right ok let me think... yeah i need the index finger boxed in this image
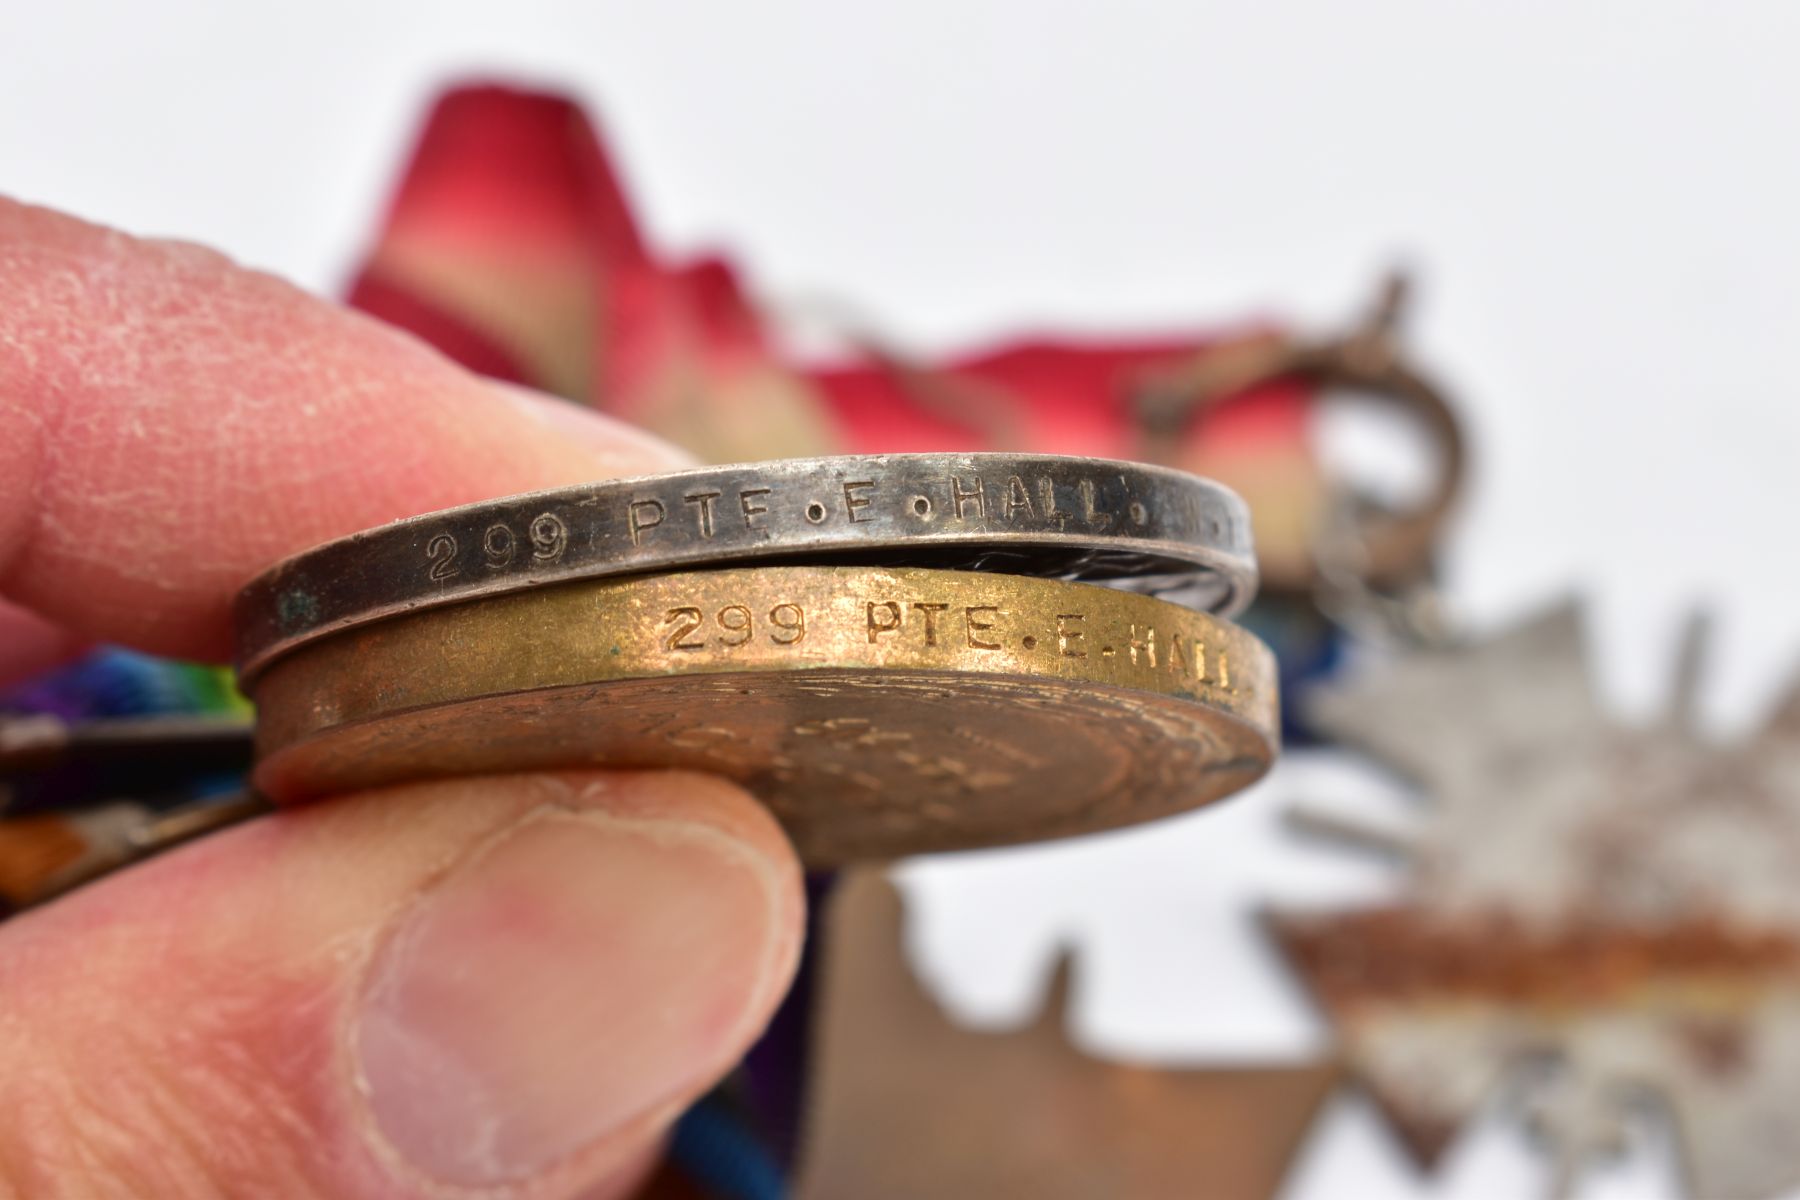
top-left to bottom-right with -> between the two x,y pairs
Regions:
0,199 -> 687,662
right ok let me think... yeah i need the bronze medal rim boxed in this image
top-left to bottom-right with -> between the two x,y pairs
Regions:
248,566 -> 1279,863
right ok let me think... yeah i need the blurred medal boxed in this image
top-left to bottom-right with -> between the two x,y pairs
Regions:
1274,601 -> 1800,1200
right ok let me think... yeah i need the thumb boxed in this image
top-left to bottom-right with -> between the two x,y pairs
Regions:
0,771 -> 803,1199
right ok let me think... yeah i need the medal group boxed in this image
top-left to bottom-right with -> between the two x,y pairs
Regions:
235,453 -> 1280,863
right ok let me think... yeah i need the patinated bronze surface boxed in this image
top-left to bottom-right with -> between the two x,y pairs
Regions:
248,565 -> 1277,864
799,871 -> 1338,1199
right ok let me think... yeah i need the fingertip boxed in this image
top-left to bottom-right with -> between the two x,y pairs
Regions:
0,599 -> 89,686
495,385 -> 698,475
0,203 -> 705,661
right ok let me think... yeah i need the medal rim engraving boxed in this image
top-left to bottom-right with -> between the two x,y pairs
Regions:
248,565 -> 1278,862
233,453 -> 1256,682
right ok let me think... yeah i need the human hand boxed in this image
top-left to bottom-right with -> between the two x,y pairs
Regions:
0,199 -> 804,1198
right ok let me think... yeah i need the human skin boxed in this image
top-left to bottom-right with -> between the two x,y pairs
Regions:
0,198 -> 806,1199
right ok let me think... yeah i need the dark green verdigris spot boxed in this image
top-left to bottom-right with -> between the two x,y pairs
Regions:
277,590 -> 321,633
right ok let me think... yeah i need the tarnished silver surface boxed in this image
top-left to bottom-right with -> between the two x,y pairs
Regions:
234,454 -> 1255,682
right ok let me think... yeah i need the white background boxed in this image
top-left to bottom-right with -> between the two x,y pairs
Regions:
8,3 -> 1800,1195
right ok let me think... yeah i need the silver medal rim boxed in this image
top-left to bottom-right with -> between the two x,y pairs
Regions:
234,453 -> 1258,682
